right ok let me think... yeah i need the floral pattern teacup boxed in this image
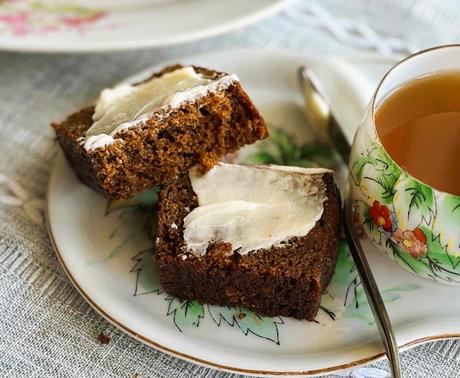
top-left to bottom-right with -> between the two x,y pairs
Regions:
349,45 -> 460,285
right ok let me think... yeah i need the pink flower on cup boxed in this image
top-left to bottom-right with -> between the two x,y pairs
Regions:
391,228 -> 428,259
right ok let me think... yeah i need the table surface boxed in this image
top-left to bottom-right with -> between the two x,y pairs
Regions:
1,1 -> 460,377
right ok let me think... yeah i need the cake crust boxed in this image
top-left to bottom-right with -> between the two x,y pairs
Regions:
52,65 -> 268,199
155,169 -> 341,320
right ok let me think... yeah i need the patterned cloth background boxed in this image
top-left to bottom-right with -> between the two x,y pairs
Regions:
1,1 -> 460,377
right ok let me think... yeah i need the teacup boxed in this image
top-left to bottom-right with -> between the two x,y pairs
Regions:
349,45 -> 460,285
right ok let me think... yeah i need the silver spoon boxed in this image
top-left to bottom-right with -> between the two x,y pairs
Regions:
298,67 -> 402,378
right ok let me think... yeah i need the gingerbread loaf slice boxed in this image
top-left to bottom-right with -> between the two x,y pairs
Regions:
156,163 -> 341,320
52,65 -> 267,199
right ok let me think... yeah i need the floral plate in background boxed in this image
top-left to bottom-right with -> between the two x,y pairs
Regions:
0,0 -> 290,52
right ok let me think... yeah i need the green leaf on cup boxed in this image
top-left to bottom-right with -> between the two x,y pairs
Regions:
434,194 -> 460,268
421,226 -> 449,260
392,175 -> 434,230
391,245 -> 422,275
351,155 -> 371,185
370,145 -> 401,177
366,175 -> 398,204
351,143 -> 401,204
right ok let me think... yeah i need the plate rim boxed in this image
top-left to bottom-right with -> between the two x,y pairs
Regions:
46,48 -> 460,376
0,0 -> 292,53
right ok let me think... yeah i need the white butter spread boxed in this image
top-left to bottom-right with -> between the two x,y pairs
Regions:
81,66 -> 239,151
183,163 -> 331,256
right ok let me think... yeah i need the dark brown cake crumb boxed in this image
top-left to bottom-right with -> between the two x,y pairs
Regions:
155,168 -> 341,321
52,65 -> 268,199
97,332 -> 111,345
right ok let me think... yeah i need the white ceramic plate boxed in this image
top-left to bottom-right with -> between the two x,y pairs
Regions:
47,49 -> 460,376
0,0 -> 290,53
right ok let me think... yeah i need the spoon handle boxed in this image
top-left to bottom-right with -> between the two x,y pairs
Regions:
344,198 -> 402,378
299,66 -> 402,377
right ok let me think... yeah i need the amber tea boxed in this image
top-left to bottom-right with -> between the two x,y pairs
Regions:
376,70 -> 460,196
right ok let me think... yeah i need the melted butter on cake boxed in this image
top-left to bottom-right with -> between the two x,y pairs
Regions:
184,163 -> 331,256
80,66 -> 238,151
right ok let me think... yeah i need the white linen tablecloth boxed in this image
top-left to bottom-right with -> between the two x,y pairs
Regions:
1,1 -> 460,377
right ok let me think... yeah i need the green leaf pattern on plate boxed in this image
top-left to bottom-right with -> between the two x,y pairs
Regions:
130,248 -> 162,296
207,305 -> 284,344
321,240 -> 420,324
166,297 -> 205,332
246,127 -> 336,168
